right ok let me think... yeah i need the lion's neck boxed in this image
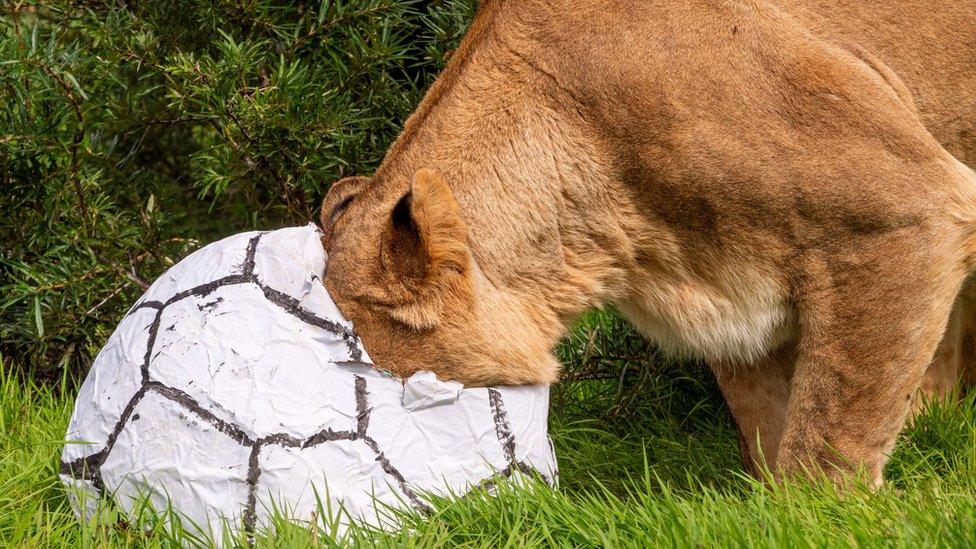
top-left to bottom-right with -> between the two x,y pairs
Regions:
373,16 -> 640,348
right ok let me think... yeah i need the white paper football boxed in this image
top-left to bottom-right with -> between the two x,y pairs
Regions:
59,224 -> 557,540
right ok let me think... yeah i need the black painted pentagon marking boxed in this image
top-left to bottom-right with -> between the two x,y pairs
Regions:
361,435 -> 432,514
164,274 -> 251,306
131,300 -> 164,311
140,310 -> 163,383
255,284 -> 362,361
243,443 -> 262,542
241,233 -> 261,277
488,389 -> 517,460
487,388 -> 554,487
355,376 -> 369,437
59,452 -> 101,481
239,374 -> 429,536
61,384 -> 152,496
300,428 -> 358,448
146,381 -> 254,446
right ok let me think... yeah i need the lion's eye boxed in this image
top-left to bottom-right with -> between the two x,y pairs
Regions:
329,194 -> 356,224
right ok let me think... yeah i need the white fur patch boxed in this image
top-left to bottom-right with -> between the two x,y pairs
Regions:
619,265 -> 793,364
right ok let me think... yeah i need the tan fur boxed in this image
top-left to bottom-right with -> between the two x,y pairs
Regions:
320,0 -> 976,484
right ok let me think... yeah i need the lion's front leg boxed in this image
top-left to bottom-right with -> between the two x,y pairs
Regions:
711,345 -> 795,476
774,243 -> 961,487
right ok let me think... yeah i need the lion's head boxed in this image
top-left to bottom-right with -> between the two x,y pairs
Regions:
319,168 -> 560,386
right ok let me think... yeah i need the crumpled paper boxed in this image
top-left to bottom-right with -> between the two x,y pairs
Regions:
59,223 -> 557,542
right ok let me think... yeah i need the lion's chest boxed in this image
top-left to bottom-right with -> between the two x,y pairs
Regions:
618,264 -> 794,365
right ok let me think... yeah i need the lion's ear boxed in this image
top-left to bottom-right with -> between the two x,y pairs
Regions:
383,169 -> 471,329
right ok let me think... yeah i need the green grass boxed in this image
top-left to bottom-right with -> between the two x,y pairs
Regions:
3,308 -> 976,547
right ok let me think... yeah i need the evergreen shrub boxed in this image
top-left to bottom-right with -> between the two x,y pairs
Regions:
0,0 -> 476,379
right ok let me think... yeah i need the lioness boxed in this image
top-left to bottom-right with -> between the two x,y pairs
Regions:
319,0 -> 976,484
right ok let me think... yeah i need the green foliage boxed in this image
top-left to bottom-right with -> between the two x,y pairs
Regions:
553,308 -> 741,493
0,0 -> 477,378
